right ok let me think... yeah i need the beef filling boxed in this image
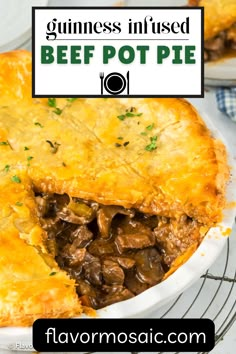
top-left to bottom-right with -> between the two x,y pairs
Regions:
188,1 -> 236,62
204,25 -> 236,62
35,193 -> 202,309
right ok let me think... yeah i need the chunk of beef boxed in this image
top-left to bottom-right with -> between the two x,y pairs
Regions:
115,232 -> 155,253
70,225 -> 93,247
83,252 -> 102,286
102,260 -> 125,285
88,238 -> 117,257
98,285 -> 134,308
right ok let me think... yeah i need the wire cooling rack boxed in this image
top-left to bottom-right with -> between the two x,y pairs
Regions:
131,223 -> 236,354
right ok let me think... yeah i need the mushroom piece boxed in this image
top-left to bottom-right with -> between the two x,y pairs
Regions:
135,248 -> 164,286
97,206 -> 135,238
58,206 -> 94,224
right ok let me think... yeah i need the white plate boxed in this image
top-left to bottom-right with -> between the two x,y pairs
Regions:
0,0 -> 48,53
0,100 -> 236,351
205,57 -> 236,87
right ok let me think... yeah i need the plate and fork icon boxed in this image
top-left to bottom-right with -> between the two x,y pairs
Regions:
99,71 -> 130,95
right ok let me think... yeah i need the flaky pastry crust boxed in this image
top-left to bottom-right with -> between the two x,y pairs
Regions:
189,0 -> 236,40
0,50 -> 229,326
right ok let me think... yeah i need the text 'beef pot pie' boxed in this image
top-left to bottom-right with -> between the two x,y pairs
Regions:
0,50 -> 229,326
189,0 -> 236,61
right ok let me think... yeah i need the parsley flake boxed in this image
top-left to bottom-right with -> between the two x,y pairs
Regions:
48,98 -> 56,108
0,141 -> 9,146
3,164 -> 10,172
117,137 -> 123,140
146,123 -> 154,131
27,156 -> 34,167
67,98 -> 77,103
145,136 -> 158,152
11,175 -> 21,183
53,107 -> 62,115
141,132 -> 147,136
115,143 -> 122,148
15,202 -> 23,207
49,271 -> 57,276
48,98 -> 63,115
117,111 -> 143,121
117,115 -> 126,121
34,122 -> 43,128
123,141 -> 130,147
24,146 -> 30,151
125,112 -> 135,117
46,140 -> 60,154
126,112 -> 143,118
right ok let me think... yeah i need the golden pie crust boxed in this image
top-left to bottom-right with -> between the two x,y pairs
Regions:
189,0 -> 236,40
0,50 -> 229,326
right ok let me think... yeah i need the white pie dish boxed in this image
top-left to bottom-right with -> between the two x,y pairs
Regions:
205,58 -> 236,87
0,0 -> 48,53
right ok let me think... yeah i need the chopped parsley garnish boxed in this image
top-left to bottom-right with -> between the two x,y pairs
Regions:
141,123 -> 155,136
117,137 -> 123,140
146,123 -> 154,131
46,140 -> 60,154
34,122 -> 43,128
15,202 -> 23,206
48,98 -> 63,115
117,111 -> 143,121
46,140 -> 54,148
53,107 -> 62,115
117,115 -> 126,121
48,98 -> 56,108
0,141 -> 9,146
49,271 -> 57,276
125,112 -> 135,117
67,98 -> 77,103
62,162 -> 67,167
145,135 -> 158,152
27,156 -> 34,166
115,141 -> 129,147
3,164 -> 10,172
127,106 -> 136,112
11,175 -> 21,183
24,146 -> 30,151
126,112 -> 143,118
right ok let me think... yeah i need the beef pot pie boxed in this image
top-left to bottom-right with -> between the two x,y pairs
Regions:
189,0 -> 236,61
0,50 -> 229,326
